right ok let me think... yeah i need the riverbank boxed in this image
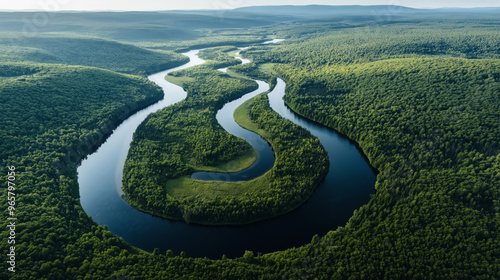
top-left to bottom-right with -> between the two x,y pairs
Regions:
122,48 -> 329,224
78,44 -> 375,257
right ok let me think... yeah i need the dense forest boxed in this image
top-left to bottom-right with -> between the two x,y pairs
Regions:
0,63 -> 168,279
272,58 -> 500,279
244,18 -> 500,278
0,7 -> 499,280
122,48 -> 328,224
0,34 -> 189,75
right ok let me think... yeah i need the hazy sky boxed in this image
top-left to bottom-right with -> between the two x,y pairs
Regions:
2,0 -> 500,11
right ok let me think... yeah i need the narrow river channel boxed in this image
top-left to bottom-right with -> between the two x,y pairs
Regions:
192,48 -> 275,181
78,42 -> 376,259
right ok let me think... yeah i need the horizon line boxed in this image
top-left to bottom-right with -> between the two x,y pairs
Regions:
1,4 -> 500,13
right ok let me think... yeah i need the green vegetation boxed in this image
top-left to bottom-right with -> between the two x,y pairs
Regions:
197,46 -> 241,66
0,63 -> 164,279
276,59 -> 500,279
0,34 -> 188,75
122,54 -> 328,224
145,35 -> 268,52
127,64 -> 258,172
0,11 -> 277,53
0,12 -> 272,41
1,7 -> 499,280
0,63 -> 164,165
229,62 -> 278,85
246,23 -> 500,278
244,21 -> 500,66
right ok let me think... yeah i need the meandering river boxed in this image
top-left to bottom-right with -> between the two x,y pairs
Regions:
78,41 -> 376,259
192,48 -> 275,181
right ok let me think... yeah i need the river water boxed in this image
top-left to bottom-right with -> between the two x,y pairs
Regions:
192,48 -> 274,181
78,43 -> 376,259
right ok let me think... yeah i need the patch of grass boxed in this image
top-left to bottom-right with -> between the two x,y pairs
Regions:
165,175 -> 271,200
259,63 -> 278,76
186,148 -> 257,173
165,74 -> 195,87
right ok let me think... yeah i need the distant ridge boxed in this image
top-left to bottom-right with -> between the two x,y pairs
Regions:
234,5 -> 421,17
2,5 -> 499,14
433,7 -> 500,12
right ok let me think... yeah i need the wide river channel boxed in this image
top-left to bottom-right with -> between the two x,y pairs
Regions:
78,41 -> 376,259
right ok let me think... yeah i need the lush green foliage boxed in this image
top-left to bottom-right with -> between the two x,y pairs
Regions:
0,63 -> 163,279
0,33 -> 188,75
259,39 -> 500,279
0,12 -> 274,42
0,11 -> 277,52
244,21 -> 500,66
144,34 -> 269,52
229,62 -> 277,85
197,46 -> 241,67
1,8 -> 500,280
122,57 -> 328,224
0,63 -> 163,165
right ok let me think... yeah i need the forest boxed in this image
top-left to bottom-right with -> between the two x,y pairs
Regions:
122,47 -> 328,224
0,6 -> 499,280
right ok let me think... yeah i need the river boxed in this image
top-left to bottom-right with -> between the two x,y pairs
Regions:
78,42 -> 376,259
192,48 -> 274,181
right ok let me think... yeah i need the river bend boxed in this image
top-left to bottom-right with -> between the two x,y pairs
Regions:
78,44 -> 376,259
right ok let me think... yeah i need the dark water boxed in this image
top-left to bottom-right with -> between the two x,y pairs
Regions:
78,49 -> 376,259
191,80 -> 276,181
192,48 -> 275,181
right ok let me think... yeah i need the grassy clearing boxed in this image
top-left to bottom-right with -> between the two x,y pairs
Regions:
165,74 -> 195,87
165,175 -> 271,199
185,148 -> 257,173
259,63 -> 278,76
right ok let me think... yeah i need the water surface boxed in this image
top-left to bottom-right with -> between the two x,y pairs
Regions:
192,48 -> 274,181
78,47 -> 376,259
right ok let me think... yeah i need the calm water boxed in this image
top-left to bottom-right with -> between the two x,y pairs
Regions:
78,47 -> 376,259
191,80 -> 276,181
192,48 -> 274,181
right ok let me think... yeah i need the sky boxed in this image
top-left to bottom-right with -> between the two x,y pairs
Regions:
1,0 -> 500,11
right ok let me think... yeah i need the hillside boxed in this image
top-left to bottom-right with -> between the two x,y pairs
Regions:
0,11 -> 276,42
0,34 -> 189,75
